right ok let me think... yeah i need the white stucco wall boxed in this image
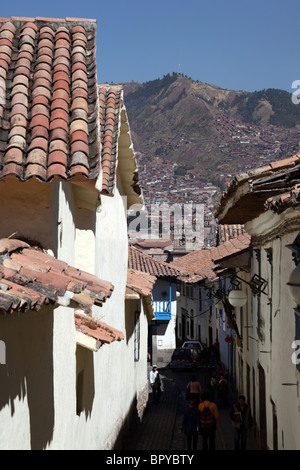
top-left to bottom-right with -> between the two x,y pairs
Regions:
0,176 -> 148,450
0,179 -> 57,249
0,307 -> 55,450
48,180 -> 146,450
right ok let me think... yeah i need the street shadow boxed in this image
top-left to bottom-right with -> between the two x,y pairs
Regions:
0,307 -> 54,450
76,345 -> 95,419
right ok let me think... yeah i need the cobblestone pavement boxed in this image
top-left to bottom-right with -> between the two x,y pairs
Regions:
127,366 -> 259,451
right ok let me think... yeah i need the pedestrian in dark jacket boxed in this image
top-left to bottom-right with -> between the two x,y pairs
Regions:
230,395 -> 253,450
181,399 -> 200,451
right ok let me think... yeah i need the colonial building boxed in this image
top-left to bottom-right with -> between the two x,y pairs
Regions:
128,244 -> 184,367
215,153 -> 300,449
170,231 -> 250,380
0,17 -> 148,450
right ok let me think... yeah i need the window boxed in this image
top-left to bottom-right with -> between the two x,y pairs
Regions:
265,248 -> 273,343
190,310 -> 194,338
134,309 -> 140,362
0,340 -> 5,364
199,288 -> 202,311
255,249 -> 264,342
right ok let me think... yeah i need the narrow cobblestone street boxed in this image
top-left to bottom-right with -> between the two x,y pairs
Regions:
127,366 -> 259,451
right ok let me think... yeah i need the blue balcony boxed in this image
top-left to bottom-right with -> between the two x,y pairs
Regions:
153,300 -> 171,321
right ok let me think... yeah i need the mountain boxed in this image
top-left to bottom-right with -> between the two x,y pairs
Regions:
122,74 -> 300,190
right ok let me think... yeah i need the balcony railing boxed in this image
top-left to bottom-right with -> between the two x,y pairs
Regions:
153,300 -> 171,320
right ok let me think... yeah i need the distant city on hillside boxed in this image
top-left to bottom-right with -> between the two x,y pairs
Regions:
123,74 -> 300,251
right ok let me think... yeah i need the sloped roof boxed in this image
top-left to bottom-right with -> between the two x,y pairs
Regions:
98,85 -> 122,194
215,154 -> 300,224
0,17 -> 99,182
0,237 -> 123,347
130,238 -> 173,250
128,244 -> 184,279
75,312 -> 124,345
0,17 -> 142,204
170,232 -> 251,283
211,232 -> 251,263
217,224 -> 246,243
126,268 -> 156,297
264,183 -> 300,213
98,84 -> 143,205
170,249 -> 216,283
0,237 -> 114,312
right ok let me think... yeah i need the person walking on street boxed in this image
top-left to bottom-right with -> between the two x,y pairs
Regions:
149,365 -> 161,403
230,395 -> 253,450
186,375 -> 202,404
217,373 -> 228,408
198,391 -> 219,450
181,399 -> 200,451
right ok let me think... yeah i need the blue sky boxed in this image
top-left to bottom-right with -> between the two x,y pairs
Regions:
1,0 -> 300,92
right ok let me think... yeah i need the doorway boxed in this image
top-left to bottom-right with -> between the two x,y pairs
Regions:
258,363 -> 267,449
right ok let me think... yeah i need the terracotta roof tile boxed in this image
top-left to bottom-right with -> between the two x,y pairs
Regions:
170,249 -> 215,283
265,183 -> 300,213
0,240 -> 122,347
217,224 -> 246,243
98,85 -> 123,194
215,153 -> 300,223
128,244 -> 184,279
0,237 -> 114,312
170,232 -> 250,283
75,312 -> 124,345
0,17 -> 100,183
126,268 -> 156,297
211,232 -> 250,263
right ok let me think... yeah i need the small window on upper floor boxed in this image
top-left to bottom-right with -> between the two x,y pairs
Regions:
134,309 -> 140,362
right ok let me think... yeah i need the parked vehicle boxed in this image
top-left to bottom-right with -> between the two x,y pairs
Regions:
182,340 -> 203,350
170,347 -> 201,371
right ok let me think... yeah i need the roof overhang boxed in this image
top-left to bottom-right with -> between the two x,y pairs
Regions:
215,154 -> 300,224
0,237 -> 124,350
98,85 -> 144,208
213,249 -> 250,271
75,312 -> 124,351
117,107 -> 144,208
126,268 -> 156,321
